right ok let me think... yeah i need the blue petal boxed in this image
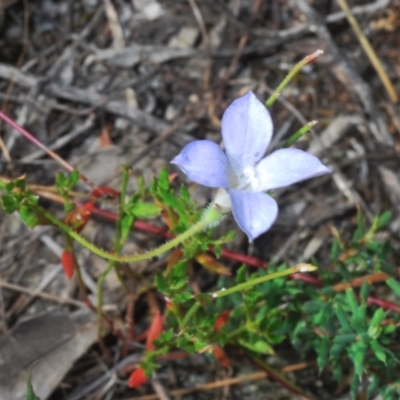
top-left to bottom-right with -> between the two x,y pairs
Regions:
171,140 -> 229,188
229,189 -> 278,241
221,91 -> 273,175
254,148 -> 331,191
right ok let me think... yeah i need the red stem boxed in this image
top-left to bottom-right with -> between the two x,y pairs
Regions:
367,296 -> 400,313
0,109 -> 96,188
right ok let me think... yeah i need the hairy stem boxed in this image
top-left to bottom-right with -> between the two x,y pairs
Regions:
30,201 -> 224,263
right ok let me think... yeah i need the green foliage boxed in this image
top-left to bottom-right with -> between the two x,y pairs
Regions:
0,176 -> 41,228
1,169 -> 398,400
290,211 -> 398,399
55,170 -> 79,212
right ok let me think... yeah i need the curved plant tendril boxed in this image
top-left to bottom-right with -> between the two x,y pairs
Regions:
29,199 -> 224,263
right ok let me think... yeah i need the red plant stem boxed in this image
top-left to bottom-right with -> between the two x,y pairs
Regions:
367,296 -> 400,313
93,207 -> 173,239
218,247 -> 268,268
292,272 -> 323,286
0,109 -> 96,189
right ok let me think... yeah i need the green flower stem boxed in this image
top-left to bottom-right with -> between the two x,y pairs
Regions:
283,121 -> 318,148
182,301 -> 201,327
30,201 -> 224,263
97,167 -> 133,337
113,167 -> 131,293
265,50 -> 324,108
173,302 -> 185,329
210,264 -> 317,299
181,264 -> 317,327
97,260 -> 117,337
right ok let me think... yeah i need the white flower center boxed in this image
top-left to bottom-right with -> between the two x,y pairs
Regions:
214,188 -> 231,212
237,166 -> 259,191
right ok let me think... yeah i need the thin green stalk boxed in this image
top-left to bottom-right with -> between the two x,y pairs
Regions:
265,49 -> 324,108
97,260 -> 117,337
173,302 -> 184,329
114,166 -> 130,251
283,121 -> 318,148
226,325 -> 247,340
29,202 -> 223,263
97,167 -> 133,337
112,167 -> 131,293
182,301 -> 201,327
210,264 -> 317,299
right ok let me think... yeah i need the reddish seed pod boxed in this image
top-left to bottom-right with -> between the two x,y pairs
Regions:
61,249 -> 75,279
212,345 -> 231,368
64,201 -> 95,233
214,310 -> 230,332
146,311 -> 164,351
128,368 -> 147,388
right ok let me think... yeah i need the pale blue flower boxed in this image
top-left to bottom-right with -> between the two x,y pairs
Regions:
171,91 -> 330,241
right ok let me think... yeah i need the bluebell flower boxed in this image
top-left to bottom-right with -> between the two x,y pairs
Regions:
171,91 -> 330,241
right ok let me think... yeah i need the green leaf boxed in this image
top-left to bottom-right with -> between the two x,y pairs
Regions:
382,324 -> 395,335
170,261 -> 187,284
10,176 -> 26,191
156,189 -> 181,211
129,202 -> 161,218
19,205 -> 39,228
345,288 -> 358,317
236,265 -> 247,285
317,336 -> 329,371
333,333 -> 357,345
370,340 -> 387,364
121,214 -> 135,243
377,211 -> 391,229
370,307 -> 385,327
352,341 -> 367,377
238,338 -> 274,355
386,278 -> 400,297
334,304 -> 352,332
330,239 -> 340,262
56,172 -> 66,187
27,375 -> 40,400
137,175 -> 146,197
194,341 -> 209,352
69,170 -> 80,185
330,342 -> 346,358
155,271 -> 170,294
174,291 -> 192,303
158,168 -> 170,191
179,184 -> 190,204
1,194 -> 18,213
